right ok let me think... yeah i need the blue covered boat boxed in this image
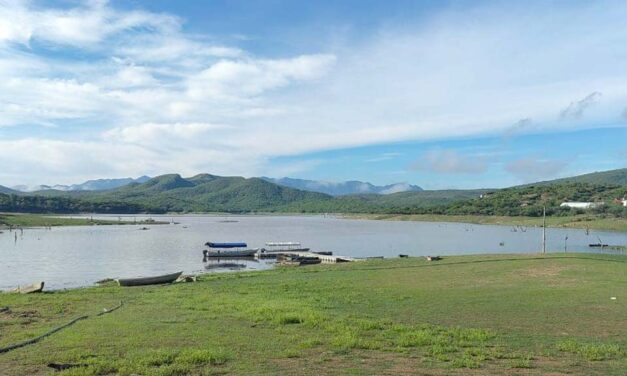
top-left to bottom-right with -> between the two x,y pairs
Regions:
206,242 -> 248,248
203,242 -> 257,257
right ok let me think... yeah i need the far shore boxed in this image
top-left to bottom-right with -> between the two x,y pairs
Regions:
2,212 -> 627,233
0,213 -> 167,228
342,213 -> 627,232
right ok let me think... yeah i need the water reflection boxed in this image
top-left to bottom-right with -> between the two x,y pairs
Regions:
203,257 -> 270,272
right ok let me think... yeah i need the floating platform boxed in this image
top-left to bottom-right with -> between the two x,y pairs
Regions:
260,250 -> 354,263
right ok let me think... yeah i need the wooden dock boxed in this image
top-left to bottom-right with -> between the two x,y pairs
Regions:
256,250 -> 355,263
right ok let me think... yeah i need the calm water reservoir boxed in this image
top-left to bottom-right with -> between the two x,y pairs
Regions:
1,215 -> 625,290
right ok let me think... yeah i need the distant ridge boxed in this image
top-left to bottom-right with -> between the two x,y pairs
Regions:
262,177 -> 423,196
0,185 -> 17,194
11,176 -> 151,192
2,168 -> 625,215
70,174 -> 333,212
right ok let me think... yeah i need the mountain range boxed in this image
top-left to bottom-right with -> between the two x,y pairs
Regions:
0,185 -> 17,194
8,176 -> 421,196
262,177 -> 422,196
1,168 -> 626,215
10,176 -> 151,192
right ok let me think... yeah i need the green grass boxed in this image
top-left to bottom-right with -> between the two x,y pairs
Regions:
346,213 -> 627,232
0,213 -> 165,228
0,254 -> 625,375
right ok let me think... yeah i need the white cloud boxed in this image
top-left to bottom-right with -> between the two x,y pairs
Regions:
505,157 -> 570,182
560,92 -> 602,120
1,1 -> 627,185
103,122 -> 230,146
0,0 -> 179,47
187,55 -> 336,99
365,152 -> 401,163
410,149 -> 488,174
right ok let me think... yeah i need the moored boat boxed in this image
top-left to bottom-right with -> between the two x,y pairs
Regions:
203,242 -> 258,257
117,271 -> 182,287
262,242 -> 310,253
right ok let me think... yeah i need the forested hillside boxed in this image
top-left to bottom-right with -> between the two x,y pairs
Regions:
1,170 -> 626,217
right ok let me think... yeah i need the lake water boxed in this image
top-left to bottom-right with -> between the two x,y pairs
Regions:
1,215 -> 625,290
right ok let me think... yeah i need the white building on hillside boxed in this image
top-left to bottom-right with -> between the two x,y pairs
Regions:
560,202 -> 603,209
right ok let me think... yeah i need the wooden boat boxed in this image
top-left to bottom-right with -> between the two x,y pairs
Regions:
117,271 -> 182,287
426,256 -> 442,261
12,282 -> 44,294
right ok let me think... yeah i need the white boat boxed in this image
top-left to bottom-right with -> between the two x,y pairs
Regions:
258,242 -> 310,255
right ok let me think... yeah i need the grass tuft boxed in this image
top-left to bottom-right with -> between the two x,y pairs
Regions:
557,340 -> 622,361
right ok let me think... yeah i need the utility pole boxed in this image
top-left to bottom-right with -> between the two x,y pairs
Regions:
542,206 -> 546,254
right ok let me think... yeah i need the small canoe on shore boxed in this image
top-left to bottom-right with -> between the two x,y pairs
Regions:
117,271 -> 182,287
12,282 -> 44,294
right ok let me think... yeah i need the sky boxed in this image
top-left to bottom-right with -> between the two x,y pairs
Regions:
0,0 -> 626,188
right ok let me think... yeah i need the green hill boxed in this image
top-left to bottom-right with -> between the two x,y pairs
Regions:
439,182 -> 627,217
3,169 -> 627,217
1,174 -> 482,214
284,189 -> 488,213
525,168 -> 627,186
76,174 -> 333,213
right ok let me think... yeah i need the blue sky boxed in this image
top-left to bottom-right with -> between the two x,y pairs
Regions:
0,0 -> 626,188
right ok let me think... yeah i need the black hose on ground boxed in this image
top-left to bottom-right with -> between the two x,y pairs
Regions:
0,301 -> 123,354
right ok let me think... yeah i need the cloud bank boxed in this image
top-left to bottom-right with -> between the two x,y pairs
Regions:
505,157 -> 570,183
410,149 -> 488,174
1,1 -> 627,184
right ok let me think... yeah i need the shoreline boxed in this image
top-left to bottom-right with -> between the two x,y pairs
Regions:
3,251 -> 625,292
342,213 -> 627,232
0,212 -> 167,228
2,212 -> 627,233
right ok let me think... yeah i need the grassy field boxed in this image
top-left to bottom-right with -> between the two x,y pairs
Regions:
346,213 -> 627,232
0,213 -> 165,228
0,254 -> 625,375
